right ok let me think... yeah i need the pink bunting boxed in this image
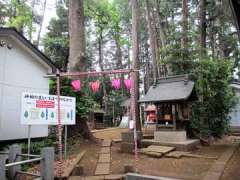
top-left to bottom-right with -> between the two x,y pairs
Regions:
71,80 -> 81,91
112,78 -> 121,90
90,81 -> 100,92
124,79 -> 132,90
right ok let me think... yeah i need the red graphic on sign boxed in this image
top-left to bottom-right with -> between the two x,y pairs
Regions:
36,100 -> 55,108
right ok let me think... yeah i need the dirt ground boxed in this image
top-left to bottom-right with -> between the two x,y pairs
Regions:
76,128 -> 240,180
221,142 -> 240,180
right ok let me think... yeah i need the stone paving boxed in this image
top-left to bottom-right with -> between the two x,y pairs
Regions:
94,139 -> 112,175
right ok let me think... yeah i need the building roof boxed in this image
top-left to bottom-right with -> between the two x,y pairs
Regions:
139,74 -> 197,103
230,0 -> 240,39
230,81 -> 240,90
0,27 -> 58,70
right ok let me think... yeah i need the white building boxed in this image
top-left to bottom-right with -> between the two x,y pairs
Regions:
230,82 -> 240,128
0,28 -> 57,141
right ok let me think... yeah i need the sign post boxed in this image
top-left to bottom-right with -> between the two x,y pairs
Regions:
21,92 -> 76,160
27,125 -> 31,158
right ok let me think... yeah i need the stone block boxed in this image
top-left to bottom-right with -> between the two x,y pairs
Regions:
100,147 -> 111,154
99,154 -> 111,163
154,131 -> 187,142
95,163 -> 110,175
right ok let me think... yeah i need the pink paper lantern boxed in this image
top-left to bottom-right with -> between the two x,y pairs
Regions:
90,81 -> 100,92
124,79 -> 132,90
112,78 -> 121,90
71,80 -> 81,91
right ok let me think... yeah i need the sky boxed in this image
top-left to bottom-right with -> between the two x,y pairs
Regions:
41,0 -> 57,35
32,0 -> 57,41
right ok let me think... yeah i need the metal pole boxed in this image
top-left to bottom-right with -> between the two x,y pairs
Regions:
64,125 -> 67,159
27,125 -> 31,159
6,158 -> 42,167
56,73 -> 63,178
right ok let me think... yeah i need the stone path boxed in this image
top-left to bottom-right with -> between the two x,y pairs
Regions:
95,140 -> 112,175
203,144 -> 237,180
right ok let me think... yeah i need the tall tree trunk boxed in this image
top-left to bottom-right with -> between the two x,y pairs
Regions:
131,0 -> 141,131
98,30 -> 108,115
116,40 -> 123,69
68,0 -> 86,73
156,0 -> 167,46
181,0 -> 188,49
68,0 -> 94,140
144,38 -> 150,93
36,0 -> 47,47
199,0 -> 207,58
98,31 -> 104,72
145,0 -> 159,83
29,0 -> 35,41
209,20 -> 215,59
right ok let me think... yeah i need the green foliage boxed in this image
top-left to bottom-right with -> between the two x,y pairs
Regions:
43,5 -> 68,71
50,78 -> 100,119
190,59 -> 235,137
7,0 -> 33,33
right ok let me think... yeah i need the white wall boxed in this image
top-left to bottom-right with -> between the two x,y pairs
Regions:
230,89 -> 240,127
0,36 -> 49,141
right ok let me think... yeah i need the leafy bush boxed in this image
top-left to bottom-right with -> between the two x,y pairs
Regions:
190,59 -> 236,137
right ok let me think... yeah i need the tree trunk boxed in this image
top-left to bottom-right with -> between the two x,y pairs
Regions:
68,0 -> 95,141
36,0 -> 47,47
145,0 -> 159,83
181,0 -> 188,49
29,0 -> 35,41
68,0 -> 86,73
98,31 -> 104,71
131,0 -> 141,131
144,38 -> 151,93
156,0 -> 167,46
199,0 -> 207,58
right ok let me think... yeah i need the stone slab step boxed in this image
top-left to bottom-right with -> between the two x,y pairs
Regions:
99,147 -> 111,154
69,174 -> 125,180
140,150 -> 163,158
102,140 -> 112,147
99,154 -> 111,163
145,145 -> 175,154
95,163 -> 110,175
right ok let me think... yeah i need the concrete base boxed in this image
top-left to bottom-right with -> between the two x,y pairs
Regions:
121,131 -> 143,142
120,142 -> 135,153
154,131 -> 187,142
126,173 -> 180,180
121,131 -> 143,153
142,139 -> 200,152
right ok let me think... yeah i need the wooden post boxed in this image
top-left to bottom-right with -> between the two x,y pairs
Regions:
0,155 -> 6,180
8,145 -> 21,180
40,147 -> 54,180
172,104 -> 177,130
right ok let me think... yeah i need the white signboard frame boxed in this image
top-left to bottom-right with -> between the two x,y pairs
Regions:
21,92 -> 76,125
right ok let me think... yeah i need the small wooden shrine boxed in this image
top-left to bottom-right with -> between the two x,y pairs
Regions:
139,75 -> 197,131
88,109 -> 105,129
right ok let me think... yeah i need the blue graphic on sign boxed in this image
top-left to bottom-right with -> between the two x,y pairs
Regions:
46,109 -> 48,120
41,111 -> 45,118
